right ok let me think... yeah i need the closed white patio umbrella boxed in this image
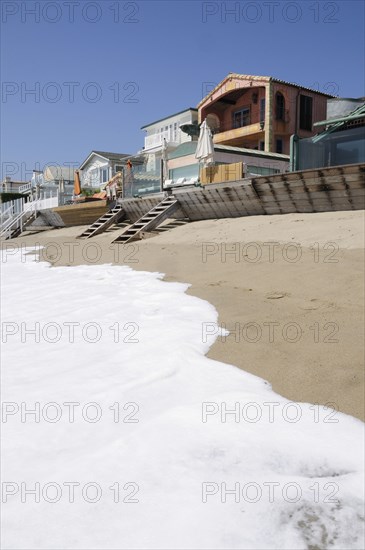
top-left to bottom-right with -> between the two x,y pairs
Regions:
195,119 -> 214,167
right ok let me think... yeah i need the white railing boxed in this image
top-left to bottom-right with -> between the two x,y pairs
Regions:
24,195 -> 59,212
0,193 -> 59,239
144,131 -> 180,150
18,182 -> 32,193
1,198 -> 27,239
1,197 -> 24,217
1,184 -> 32,194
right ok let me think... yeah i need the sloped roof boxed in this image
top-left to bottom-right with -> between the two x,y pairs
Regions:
79,151 -> 131,170
198,73 -> 335,108
93,151 -> 131,162
314,101 -> 365,128
312,101 -> 365,143
141,108 -> 198,130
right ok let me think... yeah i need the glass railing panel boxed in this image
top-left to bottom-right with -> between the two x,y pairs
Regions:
297,126 -> 365,170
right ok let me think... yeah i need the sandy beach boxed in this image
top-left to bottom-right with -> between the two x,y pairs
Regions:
5,209 -> 365,421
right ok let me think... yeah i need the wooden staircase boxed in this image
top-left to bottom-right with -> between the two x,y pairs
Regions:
113,196 -> 178,244
77,203 -> 125,239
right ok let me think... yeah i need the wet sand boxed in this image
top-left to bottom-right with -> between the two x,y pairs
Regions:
4,209 -> 364,420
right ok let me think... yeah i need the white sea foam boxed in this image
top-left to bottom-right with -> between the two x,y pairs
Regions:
1,248 -> 364,549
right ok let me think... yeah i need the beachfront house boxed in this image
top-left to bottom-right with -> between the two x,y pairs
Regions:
79,151 -> 130,189
1,177 -> 31,195
115,109 -> 199,197
129,77 -> 330,190
198,73 -> 334,155
118,102 -> 291,192
290,97 -> 365,170
165,142 -> 289,186
141,107 -> 199,156
30,166 -> 75,204
42,166 -> 75,187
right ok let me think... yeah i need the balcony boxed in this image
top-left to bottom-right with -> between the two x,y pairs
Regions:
144,130 -> 180,151
212,122 -> 264,145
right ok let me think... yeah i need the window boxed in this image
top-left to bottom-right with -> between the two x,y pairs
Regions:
115,165 -> 123,173
276,139 -> 283,154
259,141 -> 265,151
100,168 -> 109,183
89,168 -> 98,186
170,164 -> 199,181
260,98 -> 265,123
247,165 -> 280,176
299,95 -> 313,131
232,107 -> 250,129
275,92 -> 285,121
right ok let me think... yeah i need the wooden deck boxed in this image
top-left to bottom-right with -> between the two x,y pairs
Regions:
52,200 -> 109,227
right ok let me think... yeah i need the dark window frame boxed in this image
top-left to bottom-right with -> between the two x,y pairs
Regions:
232,107 -> 251,129
299,95 -> 313,131
100,168 -> 109,183
275,92 -> 285,121
260,98 -> 266,123
276,138 -> 283,154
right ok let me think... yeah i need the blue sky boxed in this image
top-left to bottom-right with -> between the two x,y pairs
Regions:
1,0 -> 364,179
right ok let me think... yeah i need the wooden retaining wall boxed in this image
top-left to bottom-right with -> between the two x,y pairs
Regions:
45,163 -> 364,229
173,162 -> 365,221
174,179 -> 264,221
251,163 -> 365,215
52,200 -> 109,227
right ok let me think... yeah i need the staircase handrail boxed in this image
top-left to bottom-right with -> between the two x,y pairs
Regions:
104,172 -> 123,188
0,197 -> 35,239
0,209 -> 30,238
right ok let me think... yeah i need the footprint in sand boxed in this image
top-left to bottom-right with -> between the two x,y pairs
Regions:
299,298 -> 336,311
208,280 -> 227,287
265,291 -> 289,300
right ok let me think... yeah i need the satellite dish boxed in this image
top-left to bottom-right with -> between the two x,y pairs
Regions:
180,121 -> 201,137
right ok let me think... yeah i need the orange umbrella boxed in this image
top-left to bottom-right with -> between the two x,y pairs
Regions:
74,170 -> 81,196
